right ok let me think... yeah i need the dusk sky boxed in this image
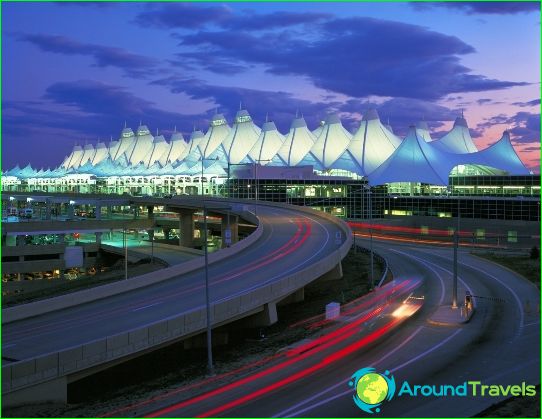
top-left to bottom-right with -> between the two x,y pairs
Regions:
2,1 -> 540,171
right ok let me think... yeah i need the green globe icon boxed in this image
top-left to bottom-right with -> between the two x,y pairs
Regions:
356,373 -> 389,405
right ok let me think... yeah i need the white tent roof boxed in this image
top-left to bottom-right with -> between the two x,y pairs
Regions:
182,130 -> 205,165
110,127 -> 135,162
462,131 -> 529,175
145,134 -> 169,167
246,121 -> 285,164
125,125 -> 154,165
334,109 -> 400,175
416,120 -> 433,142
432,116 -> 478,153
92,142 -> 109,166
309,114 -> 351,168
274,116 -> 316,167
68,145 -> 84,169
199,114 -> 231,158
222,109 -> 261,164
369,126 -> 459,186
159,131 -> 187,165
80,144 -> 96,167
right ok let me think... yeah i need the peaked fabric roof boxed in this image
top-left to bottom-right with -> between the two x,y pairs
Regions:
335,109 -> 401,175
369,126 -> 459,186
246,121 -> 285,164
199,114 -> 231,158
275,117 -> 316,167
309,114 -> 352,168
222,109 -> 261,164
432,116 -> 478,153
463,131 -> 529,175
416,121 -> 433,142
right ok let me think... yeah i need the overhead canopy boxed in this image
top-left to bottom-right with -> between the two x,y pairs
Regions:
199,113 -> 231,158
222,109 -> 261,164
274,116 -> 316,167
246,121 -> 285,164
369,126 -> 459,186
432,116 -> 478,153
309,114 -> 351,168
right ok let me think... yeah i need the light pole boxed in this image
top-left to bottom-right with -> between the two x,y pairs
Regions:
202,204 -> 213,375
123,227 -> 128,280
452,195 -> 460,308
368,187 -> 374,288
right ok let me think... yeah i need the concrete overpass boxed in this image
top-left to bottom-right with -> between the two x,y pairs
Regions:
1,195 -> 352,407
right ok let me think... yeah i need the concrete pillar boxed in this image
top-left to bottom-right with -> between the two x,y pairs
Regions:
221,214 -> 239,248
45,199 -> 52,220
179,210 -> 195,248
317,260 -> 343,282
95,232 -> 102,245
240,302 -> 278,328
67,204 -> 74,219
95,204 -> 102,220
278,288 -> 305,306
163,227 -> 171,240
16,235 -> 25,246
58,233 -> 66,245
147,205 -> 154,219
107,205 -> 113,219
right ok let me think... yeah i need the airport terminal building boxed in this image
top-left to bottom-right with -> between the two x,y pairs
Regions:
2,109 -> 539,222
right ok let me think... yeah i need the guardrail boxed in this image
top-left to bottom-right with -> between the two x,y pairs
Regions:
353,245 -> 390,288
2,211 -> 261,324
2,202 -> 352,398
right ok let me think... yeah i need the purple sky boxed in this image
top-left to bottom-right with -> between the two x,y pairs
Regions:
2,1 -> 540,171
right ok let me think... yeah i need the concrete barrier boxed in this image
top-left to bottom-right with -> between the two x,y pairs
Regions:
2,211 -> 261,324
2,214 -> 350,402
2,199 -> 352,405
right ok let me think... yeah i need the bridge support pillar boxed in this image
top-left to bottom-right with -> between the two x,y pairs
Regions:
163,227 -> 171,240
179,210 -> 195,248
220,213 -> 238,248
2,376 -> 67,408
147,205 -> 154,220
317,260 -> 343,282
45,198 -> 52,220
95,232 -> 102,245
95,204 -> 102,220
278,288 -> 305,306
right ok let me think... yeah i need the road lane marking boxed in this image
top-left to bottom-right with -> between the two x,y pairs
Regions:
132,302 -> 161,312
414,249 -> 524,333
389,249 -> 446,305
273,325 -> 425,418
391,328 -> 462,373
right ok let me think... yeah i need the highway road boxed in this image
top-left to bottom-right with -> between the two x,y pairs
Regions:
2,202 -> 346,362
132,239 -> 539,418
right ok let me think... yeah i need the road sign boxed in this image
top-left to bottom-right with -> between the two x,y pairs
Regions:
224,228 -> 232,245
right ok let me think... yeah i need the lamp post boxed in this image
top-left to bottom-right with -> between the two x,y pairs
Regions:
200,200 -> 231,375
123,227 -> 128,280
452,195 -> 460,308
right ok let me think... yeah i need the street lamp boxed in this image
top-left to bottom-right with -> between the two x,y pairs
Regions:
448,186 -> 459,308
123,227 -> 128,280
199,200 -> 232,375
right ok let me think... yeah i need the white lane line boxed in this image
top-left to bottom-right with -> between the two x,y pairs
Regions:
132,302 -> 161,312
389,248 -> 446,305
274,326 -> 425,418
282,328 -> 462,417
523,321 -> 540,328
391,328 -> 462,373
415,249 -> 524,331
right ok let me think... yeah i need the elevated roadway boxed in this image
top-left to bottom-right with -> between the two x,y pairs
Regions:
1,196 -> 351,407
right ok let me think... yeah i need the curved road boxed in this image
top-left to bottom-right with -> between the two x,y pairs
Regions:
2,202 -> 347,362
134,238 -> 539,418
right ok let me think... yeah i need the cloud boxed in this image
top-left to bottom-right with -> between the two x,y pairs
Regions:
176,17 -> 527,100
476,111 -> 541,144
150,76 -> 340,132
3,80 -> 198,168
19,34 -> 158,78
410,1 -> 540,15
134,3 -> 330,30
512,98 -> 540,107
